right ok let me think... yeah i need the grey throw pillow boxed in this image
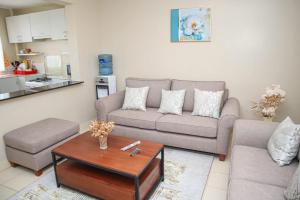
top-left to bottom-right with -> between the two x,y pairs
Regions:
192,89 -> 224,119
268,117 -> 300,166
284,164 -> 300,200
158,89 -> 186,115
122,87 -> 149,111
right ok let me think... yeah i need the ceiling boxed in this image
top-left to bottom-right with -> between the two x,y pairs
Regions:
0,0 -> 65,9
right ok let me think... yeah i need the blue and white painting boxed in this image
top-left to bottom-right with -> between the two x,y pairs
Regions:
171,8 -> 211,42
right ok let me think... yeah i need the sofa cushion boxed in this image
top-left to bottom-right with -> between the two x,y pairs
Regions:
192,89 -> 224,119
108,108 -> 164,130
231,145 -> 298,188
229,179 -> 285,200
268,116 -> 300,166
126,78 -> 171,108
3,118 -> 80,154
122,86 -> 149,111
158,89 -> 186,115
284,163 -> 300,200
171,79 -> 226,111
156,112 -> 218,138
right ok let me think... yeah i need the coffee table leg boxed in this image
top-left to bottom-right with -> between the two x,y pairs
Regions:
134,177 -> 140,200
161,148 -> 164,181
51,152 -> 60,188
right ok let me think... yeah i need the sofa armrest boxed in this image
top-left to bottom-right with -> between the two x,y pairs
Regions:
219,97 -> 240,129
95,90 -> 125,120
216,98 -> 240,155
233,119 -> 279,149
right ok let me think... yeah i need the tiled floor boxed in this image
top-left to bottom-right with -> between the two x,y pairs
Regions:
0,122 -> 231,200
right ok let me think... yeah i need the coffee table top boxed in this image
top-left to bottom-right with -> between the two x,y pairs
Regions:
53,132 -> 163,177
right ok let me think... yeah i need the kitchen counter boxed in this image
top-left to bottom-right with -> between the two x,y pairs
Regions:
0,80 -> 83,101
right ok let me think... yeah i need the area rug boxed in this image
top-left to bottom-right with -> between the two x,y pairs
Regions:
9,148 -> 213,200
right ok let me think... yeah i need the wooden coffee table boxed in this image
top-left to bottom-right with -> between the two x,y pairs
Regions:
51,132 -> 164,200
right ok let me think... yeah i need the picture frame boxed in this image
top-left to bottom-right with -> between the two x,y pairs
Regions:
171,8 -> 211,42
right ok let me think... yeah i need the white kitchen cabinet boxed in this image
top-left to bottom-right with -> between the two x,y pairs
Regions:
5,15 -> 32,43
30,11 -> 51,39
5,9 -> 67,43
49,9 -> 67,40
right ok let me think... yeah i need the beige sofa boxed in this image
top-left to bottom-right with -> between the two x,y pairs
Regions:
229,119 -> 298,200
96,78 -> 240,160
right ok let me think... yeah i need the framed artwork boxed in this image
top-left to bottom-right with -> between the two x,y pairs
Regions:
171,8 -> 211,42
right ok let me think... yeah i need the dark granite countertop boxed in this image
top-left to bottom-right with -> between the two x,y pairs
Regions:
0,81 -> 84,101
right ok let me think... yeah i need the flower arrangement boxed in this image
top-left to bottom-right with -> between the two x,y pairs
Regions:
251,84 -> 286,120
89,120 -> 114,149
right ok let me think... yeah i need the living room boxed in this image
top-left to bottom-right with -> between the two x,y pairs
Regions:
0,0 -> 299,199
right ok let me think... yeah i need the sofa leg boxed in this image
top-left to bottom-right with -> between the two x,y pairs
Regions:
9,162 -> 18,168
219,154 -> 226,161
34,170 -> 43,176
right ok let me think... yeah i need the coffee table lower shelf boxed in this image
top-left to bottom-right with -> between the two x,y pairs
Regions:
56,159 -> 162,200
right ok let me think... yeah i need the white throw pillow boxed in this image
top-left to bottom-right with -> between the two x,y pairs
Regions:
268,117 -> 300,166
192,89 -> 224,119
158,89 -> 186,115
284,163 -> 300,200
122,87 -> 149,111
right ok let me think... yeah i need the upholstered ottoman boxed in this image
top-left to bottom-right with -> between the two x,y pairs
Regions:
3,118 -> 79,176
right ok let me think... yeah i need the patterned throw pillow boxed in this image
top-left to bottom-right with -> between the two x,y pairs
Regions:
268,117 -> 300,166
192,89 -> 224,119
284,164 -> 300,200
122,87 -> 149,111
158,89 -> 186,115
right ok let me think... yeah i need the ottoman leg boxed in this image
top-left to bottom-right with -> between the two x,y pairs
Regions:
9,162 -> 18,168
219,154 -> 226,161
34,170 -> 43,176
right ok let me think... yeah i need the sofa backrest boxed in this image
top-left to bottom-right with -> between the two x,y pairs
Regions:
126,77 -> 171,108
171,79 -> 226,112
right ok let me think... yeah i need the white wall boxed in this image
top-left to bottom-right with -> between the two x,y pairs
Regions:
90,0 -> 300,121
0,0 -> 299,168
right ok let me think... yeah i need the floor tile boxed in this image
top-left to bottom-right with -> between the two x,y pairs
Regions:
0,160 -> 10,172
211,157 -> 230,174
202,187 -> 227,200
2,170 -> 38,191
0,167 -> 26,184
0,185 -> 16,200
206,172 -> 229,190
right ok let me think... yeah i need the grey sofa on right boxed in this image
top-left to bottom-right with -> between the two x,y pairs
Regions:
228,119 -> 298,200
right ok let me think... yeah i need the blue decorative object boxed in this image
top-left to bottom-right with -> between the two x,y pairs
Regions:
98,54 -> 113,75
171,8 -> 211,42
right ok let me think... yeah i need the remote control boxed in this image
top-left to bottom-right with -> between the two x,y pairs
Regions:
130,148 -> 141,157
121,141 -> 141,151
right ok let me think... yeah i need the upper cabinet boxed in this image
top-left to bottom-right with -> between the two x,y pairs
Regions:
49,9 -> 67,40
30,11 -> 51,39
5,8 -> 67,43
6,14 -> 33,43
